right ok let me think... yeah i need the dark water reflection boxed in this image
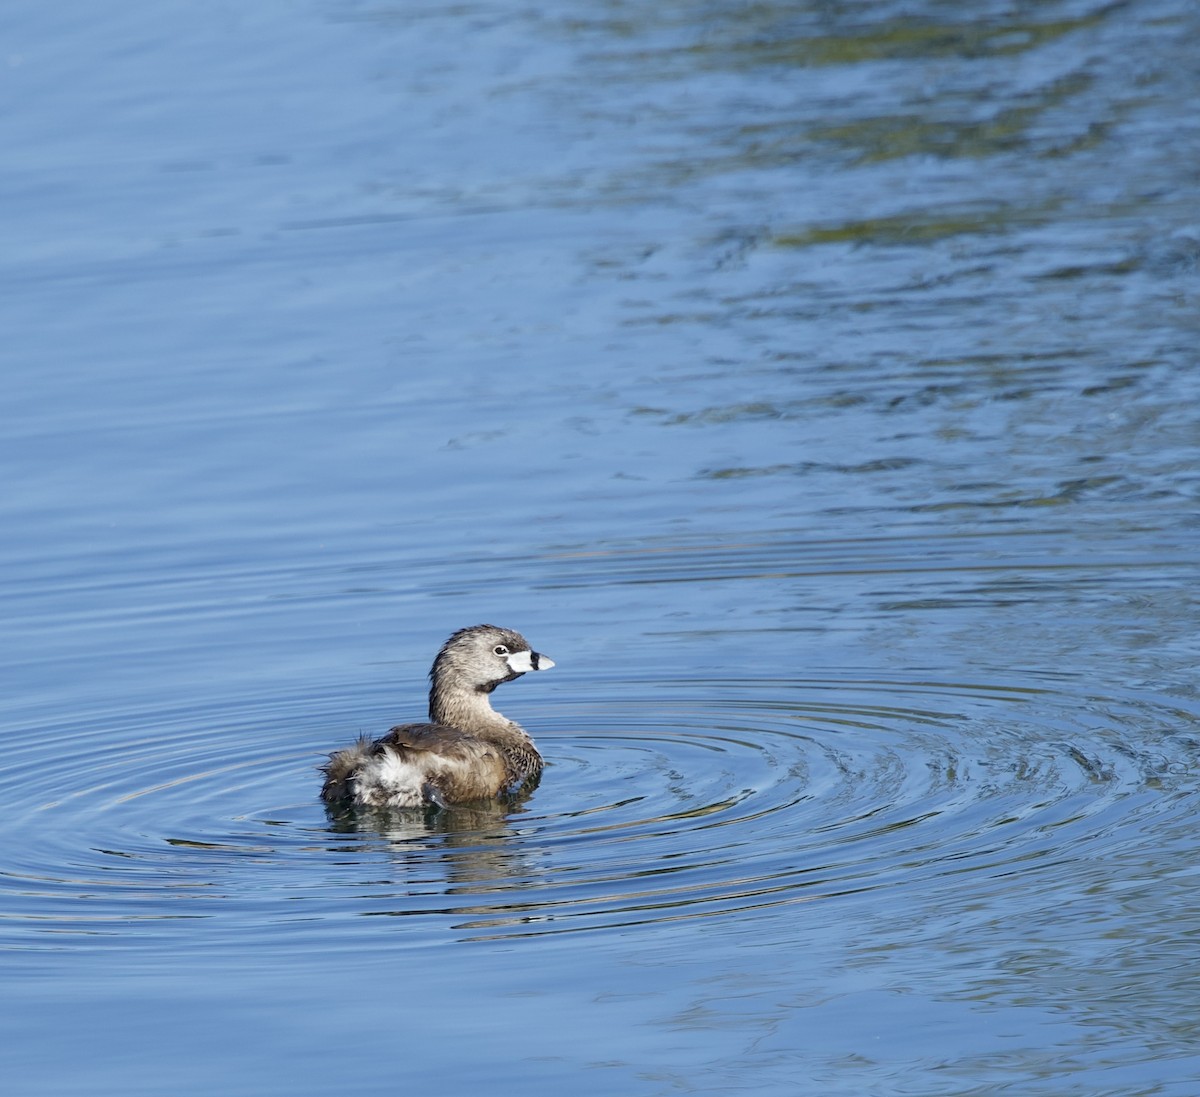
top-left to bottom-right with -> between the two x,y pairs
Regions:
2,0 -> 1199,1094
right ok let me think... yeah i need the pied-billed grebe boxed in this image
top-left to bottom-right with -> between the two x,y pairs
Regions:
321,624 -> 554,809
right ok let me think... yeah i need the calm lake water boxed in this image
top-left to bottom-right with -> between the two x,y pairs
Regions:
3,0 -> 1198,1093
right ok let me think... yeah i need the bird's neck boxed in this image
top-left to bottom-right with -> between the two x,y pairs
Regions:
429,681 -> 511,732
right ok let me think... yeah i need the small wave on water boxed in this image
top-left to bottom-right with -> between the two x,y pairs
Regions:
5,668 -> 1197,954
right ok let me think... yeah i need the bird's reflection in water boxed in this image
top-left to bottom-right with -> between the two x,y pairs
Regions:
322,783 -> 543,902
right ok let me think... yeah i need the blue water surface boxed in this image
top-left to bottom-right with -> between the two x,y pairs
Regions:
2,1 -> 1199,1094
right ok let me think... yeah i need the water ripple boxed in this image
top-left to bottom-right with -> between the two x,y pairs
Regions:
4,675 -> 1196,951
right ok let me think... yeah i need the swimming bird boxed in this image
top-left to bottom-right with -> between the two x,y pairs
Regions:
321,624 -> 554,810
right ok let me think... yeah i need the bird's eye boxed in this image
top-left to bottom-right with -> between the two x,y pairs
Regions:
494,645 -> 509,656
